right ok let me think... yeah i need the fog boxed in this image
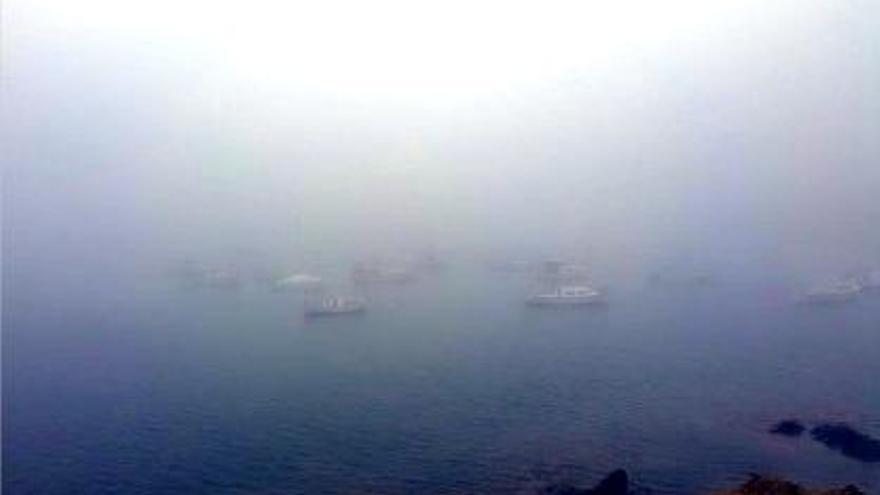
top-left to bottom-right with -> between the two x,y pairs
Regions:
4,0 -> 880,296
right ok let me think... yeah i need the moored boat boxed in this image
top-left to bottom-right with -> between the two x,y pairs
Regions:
527,285 -> 605,307
798,280 -> 862,304
304,294 -> 367,317
273,273 -> 323,292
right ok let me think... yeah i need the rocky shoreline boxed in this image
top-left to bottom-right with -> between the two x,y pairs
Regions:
710,474 -> 866,495
541,470 -> 866,495
769,420 -> 880,463
536,419 -> 877,494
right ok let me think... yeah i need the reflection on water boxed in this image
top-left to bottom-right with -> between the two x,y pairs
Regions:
5,272 -> 880,494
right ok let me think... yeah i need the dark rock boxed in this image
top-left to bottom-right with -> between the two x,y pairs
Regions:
587,469 -> 629,495
770,420 -> 806,437
712,474 -> 866,495
737,474 -> 802,495
542,483 -> 583,495
541,469 -> 630,495
810,423 -> 880,462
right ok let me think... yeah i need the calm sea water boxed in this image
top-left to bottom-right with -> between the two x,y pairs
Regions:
5,270 -> 880,494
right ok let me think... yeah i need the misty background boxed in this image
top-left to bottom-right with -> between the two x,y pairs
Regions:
4,0 -> 880,295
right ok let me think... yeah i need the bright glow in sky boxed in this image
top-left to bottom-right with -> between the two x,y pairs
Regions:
15,0 -> 773,102
7,0 -> 878,273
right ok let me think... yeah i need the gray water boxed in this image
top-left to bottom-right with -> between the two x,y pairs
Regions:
5,270 -> 880,494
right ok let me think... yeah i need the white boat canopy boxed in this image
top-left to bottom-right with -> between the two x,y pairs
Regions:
275,273 -> 323,288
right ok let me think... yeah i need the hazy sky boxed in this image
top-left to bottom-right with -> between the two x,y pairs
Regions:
4,0 -> 879,287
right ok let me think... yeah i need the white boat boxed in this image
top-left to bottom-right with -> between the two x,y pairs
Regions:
273,273 -> 323,292
799,280 -> 862,304
305,294 -> 366,317
527,285 -> 605,307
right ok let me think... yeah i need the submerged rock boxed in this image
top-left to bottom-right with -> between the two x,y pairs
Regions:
770,420 -> 806,437
589,469 -> 628,495
542,483 -> 583,495
711,474 -> 865,495
810,423 -> 880,463
541,469 -> 630,495
543,471 -> 864,495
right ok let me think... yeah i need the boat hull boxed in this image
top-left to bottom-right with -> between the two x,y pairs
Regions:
305,307 -> 366,317
798,287 -> 861,305
526,295 -> 606,307
799,292 -> 859,305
